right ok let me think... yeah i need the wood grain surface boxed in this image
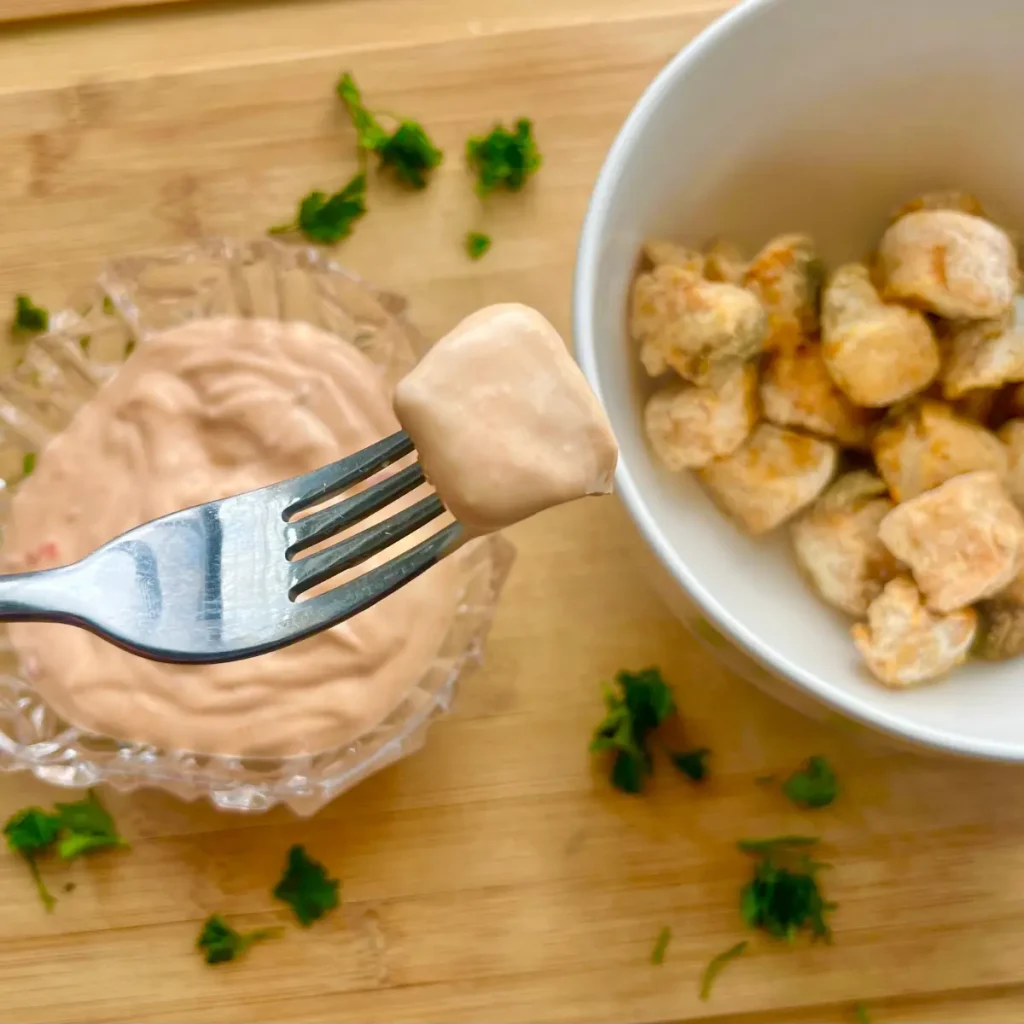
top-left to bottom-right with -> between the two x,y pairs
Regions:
1,1 -> 1024,1022
0,0 -> 195,25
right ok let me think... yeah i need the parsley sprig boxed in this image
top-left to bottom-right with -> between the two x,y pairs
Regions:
337,72 -> 443,189
738,836 -> 835,942
273,844 -> 341,926
465,231 -> 492,260
590,668 -> 711,794
270,174 -> 368,245
699,940 -> 748,1000
2,790 -> 127,911
196,914 -> 282,965
11,294 -> 48,336
466,119 -> 541,195
783,755 -> 839,809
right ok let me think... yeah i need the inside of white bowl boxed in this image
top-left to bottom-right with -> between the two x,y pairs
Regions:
576,0 -> 1024,758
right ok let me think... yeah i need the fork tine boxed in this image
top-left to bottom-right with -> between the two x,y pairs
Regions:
285,462 -> 426,558
289,493 -> 446,599
303,520 -> 464,626
282,430 -> 415,519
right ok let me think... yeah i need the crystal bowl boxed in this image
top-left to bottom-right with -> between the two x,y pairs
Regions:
0,238 -> 514,813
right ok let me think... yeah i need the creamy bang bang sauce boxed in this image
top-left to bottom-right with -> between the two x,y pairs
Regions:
2,317 -> 468,758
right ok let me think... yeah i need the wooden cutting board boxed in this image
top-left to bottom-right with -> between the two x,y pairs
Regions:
2,2 -> 1024,1022
0,0 -> 184,21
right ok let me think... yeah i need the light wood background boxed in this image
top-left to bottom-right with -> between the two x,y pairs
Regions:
2,1 -> 1024,1022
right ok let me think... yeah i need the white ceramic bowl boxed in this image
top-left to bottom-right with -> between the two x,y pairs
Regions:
574,0 -> 1024,760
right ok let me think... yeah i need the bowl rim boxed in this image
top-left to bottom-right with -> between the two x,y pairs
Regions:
571,0 -> 1024,763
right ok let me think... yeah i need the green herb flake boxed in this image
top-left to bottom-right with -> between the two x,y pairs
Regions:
377,122 -> 443,189
270,174 -> 368,245
853,1004 -> 872,1024
3,807 -> 60,911
466,118 -> 541,195
670,747 -> 710,783
465,231 -> 492,260
699,940 -> 748,1000
53,791 -> 128,860
272,844 -> 340,927
196,913 -> 282,965
336,72 -> 389,151
783,755 -> 839,809
590,667 -> 675,794
12,294 -> 48,336
651,925 -> 672,965
22,452 -> 35,477
336,72 -> 442,189
738,836 -> 835,942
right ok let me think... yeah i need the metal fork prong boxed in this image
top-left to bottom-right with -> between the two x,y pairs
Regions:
282,430 -> 415,520
289,493 -> 446,599
306,521 -> 464,627
285,462 -> 426,558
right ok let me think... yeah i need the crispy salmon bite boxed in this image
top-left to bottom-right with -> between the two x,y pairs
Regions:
872,399 -> 1008,502
878,471 -> 1024,614
743,233 -> 823,354
940,319 -> 1024,399
641,239 -> 705,275
877,209 -> 1018,320
643,365 -> 758,471
890,190 -> 987,221
698,423 -> 837,536
851,577 -> 977,688
791,471 -> 902,617
821,263 -> 941,407
630,265 -> 767,385
760,341 -> 874,448
975,571 -> 1024,661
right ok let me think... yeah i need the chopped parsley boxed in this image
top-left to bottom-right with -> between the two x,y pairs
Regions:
3,808 -> 60,911
376,122 -> 443,189
738,836 -> 834,942
465,231 -> 492,260
336,72 -> 389,151
270,174 -> 368,245
272,844 -> 340,926
783,756 -> 839,809
22,452 -> 36,477
651,925 -> 671,965
2,791 -> 125,910
11,294 -> 48,335
670,748 -> 710,783
699,940 -> 748,1000
466,119 -> 541,195
590,667 -> 675,794
853,1004 -> 872,1024
53,791 -> 128,859
196,914 -> 282,965
336,72 -> 442,189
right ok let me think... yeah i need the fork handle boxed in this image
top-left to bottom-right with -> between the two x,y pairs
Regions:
0,565 -> 86,624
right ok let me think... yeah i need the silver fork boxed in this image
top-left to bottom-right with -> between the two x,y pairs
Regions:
0,431 -> 464,664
